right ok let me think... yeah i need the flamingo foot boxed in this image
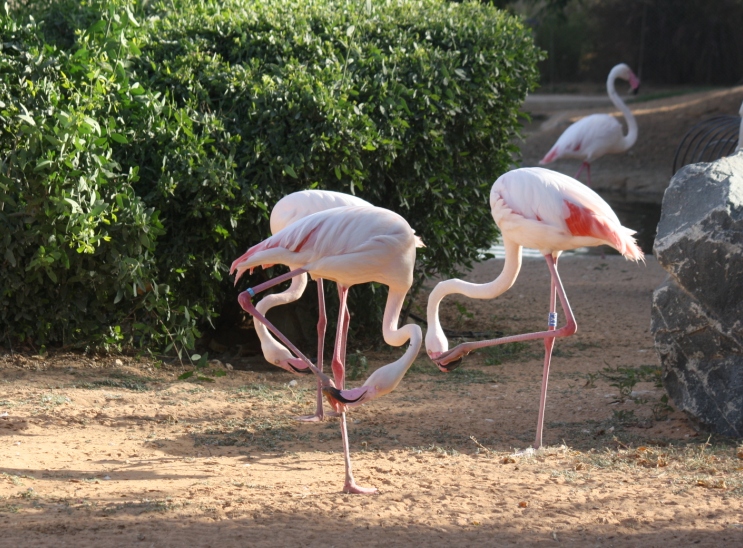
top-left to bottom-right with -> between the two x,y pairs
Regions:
343,480 -> 378,495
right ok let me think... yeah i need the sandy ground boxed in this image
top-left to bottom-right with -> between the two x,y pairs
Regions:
3,89 -> 743,546
2,254 -> 743,547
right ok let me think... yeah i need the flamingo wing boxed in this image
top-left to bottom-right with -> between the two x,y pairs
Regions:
541,114 -> 623,163
232,206 -> 417,285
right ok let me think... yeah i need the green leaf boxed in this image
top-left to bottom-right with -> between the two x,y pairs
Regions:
284,164 -> 298,179
110,133 -> 128,144
178,371 -> 195,380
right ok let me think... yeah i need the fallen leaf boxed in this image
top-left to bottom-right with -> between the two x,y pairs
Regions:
518,501 -> 529,508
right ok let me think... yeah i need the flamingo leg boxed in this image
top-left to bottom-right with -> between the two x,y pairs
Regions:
574,162 -> 586,180
323,285 -> 376,494
534,255 -> 558,449
295,278 -> 339,422
238,272 -> 333,385
331,286 -> 350,390
585,162 -> 593,187
340,412 -> 377,494
434,255 -> 577,369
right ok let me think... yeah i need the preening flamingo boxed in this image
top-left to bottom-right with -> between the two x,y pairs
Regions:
426,167 -> 643,449
255,190 -> 370,422
540,63 -> 640,186
231,205 -> 423,493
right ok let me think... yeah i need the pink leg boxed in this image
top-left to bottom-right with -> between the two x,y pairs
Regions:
238,278 -> 333,386
434,255 -> 577,368
295,278 -> 339,422
534,256 -> 558,449
585,162 -> 593,187
340,412 -> 376,494
331,286 -> 350,390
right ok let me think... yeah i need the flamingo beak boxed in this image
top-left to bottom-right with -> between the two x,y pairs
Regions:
436,357 -> 463,373
284,358 -> 313,375
322,386 -> 366,406
629,74 -> 640,95
429,350 -> 463,372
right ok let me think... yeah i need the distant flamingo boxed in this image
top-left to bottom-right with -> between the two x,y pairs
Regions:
540,63 -> 640,186
426,167 -> 643,449
255,190 -> 370,422
231,206 -> 423,493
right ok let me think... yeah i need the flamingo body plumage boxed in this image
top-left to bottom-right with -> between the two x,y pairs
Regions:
232,205 -> 423,493
540,63 -> 640,185
426,167 -> 643,449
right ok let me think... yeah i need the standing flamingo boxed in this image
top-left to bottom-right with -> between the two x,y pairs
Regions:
540,63 -> 640,186
255,190 -> 370,422
426,167 -> 643,449
231,205 -> 423,493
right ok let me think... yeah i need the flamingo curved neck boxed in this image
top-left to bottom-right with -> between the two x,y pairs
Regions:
607,68 -> 637,152
360,323 -> 422,399
254,273 -> 308,360
382,288 -> 417,348
425,238 -> 523,353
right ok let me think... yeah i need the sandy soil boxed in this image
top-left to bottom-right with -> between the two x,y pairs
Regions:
2,254 -> 743,547
3,90 -> 743,546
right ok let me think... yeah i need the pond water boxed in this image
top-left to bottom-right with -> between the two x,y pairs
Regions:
485,190 -> 663,259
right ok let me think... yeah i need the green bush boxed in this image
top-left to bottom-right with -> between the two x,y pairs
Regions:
1,0 -> 542,352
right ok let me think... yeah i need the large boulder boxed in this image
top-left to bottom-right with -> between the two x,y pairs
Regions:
651,151 -> 743,438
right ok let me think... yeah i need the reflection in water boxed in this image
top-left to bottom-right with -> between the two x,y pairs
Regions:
486,190 -> 663,259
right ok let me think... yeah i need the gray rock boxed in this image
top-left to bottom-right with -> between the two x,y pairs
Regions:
651,151 -> 743,438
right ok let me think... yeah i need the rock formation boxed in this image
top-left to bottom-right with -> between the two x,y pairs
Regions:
651,151 -> 743,438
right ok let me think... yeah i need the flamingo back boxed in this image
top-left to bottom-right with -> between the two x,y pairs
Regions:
233,206 -> 418,289
270,190 -> 371,234
491,168 -> 643,260
541,114 -> 624,164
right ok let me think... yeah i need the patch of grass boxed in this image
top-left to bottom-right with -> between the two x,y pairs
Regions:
346,351 -> 368,381
234,383 -> 311,405
483,342 -> 529,365
627,86 -> 719,104
436,369 -> 499,385
39,393 -> 71,407
193,417 -> 309,450
601,365 -> 663,402
73,371 -> 158,392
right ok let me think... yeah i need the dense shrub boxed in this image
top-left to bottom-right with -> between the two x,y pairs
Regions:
1,0 -> 542,352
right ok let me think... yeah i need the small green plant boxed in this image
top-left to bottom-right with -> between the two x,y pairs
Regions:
346,351 -> 368,381
483,341 -> 528,365
652,394 -> 674,421
583,372 -> 598,388
454,302 -> 474,327
177,352 -> 226,382
612,409 -> 637,425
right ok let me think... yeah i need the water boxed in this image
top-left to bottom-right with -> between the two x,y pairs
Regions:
485,190 -> 663,259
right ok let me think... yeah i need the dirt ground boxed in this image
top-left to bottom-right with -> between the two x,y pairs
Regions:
3,90 -> 743,547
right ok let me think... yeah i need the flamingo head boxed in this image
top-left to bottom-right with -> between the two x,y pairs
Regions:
322,385 -> 369,413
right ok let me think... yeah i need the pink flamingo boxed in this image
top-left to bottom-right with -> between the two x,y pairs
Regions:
255,190 -> 370,422
231,205 -> 423,493
426,167 -> 643,449
540,63 -> 640,186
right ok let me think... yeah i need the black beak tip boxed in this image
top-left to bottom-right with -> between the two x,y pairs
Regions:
439,357 -> 463,372
632,85 -> 640,96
